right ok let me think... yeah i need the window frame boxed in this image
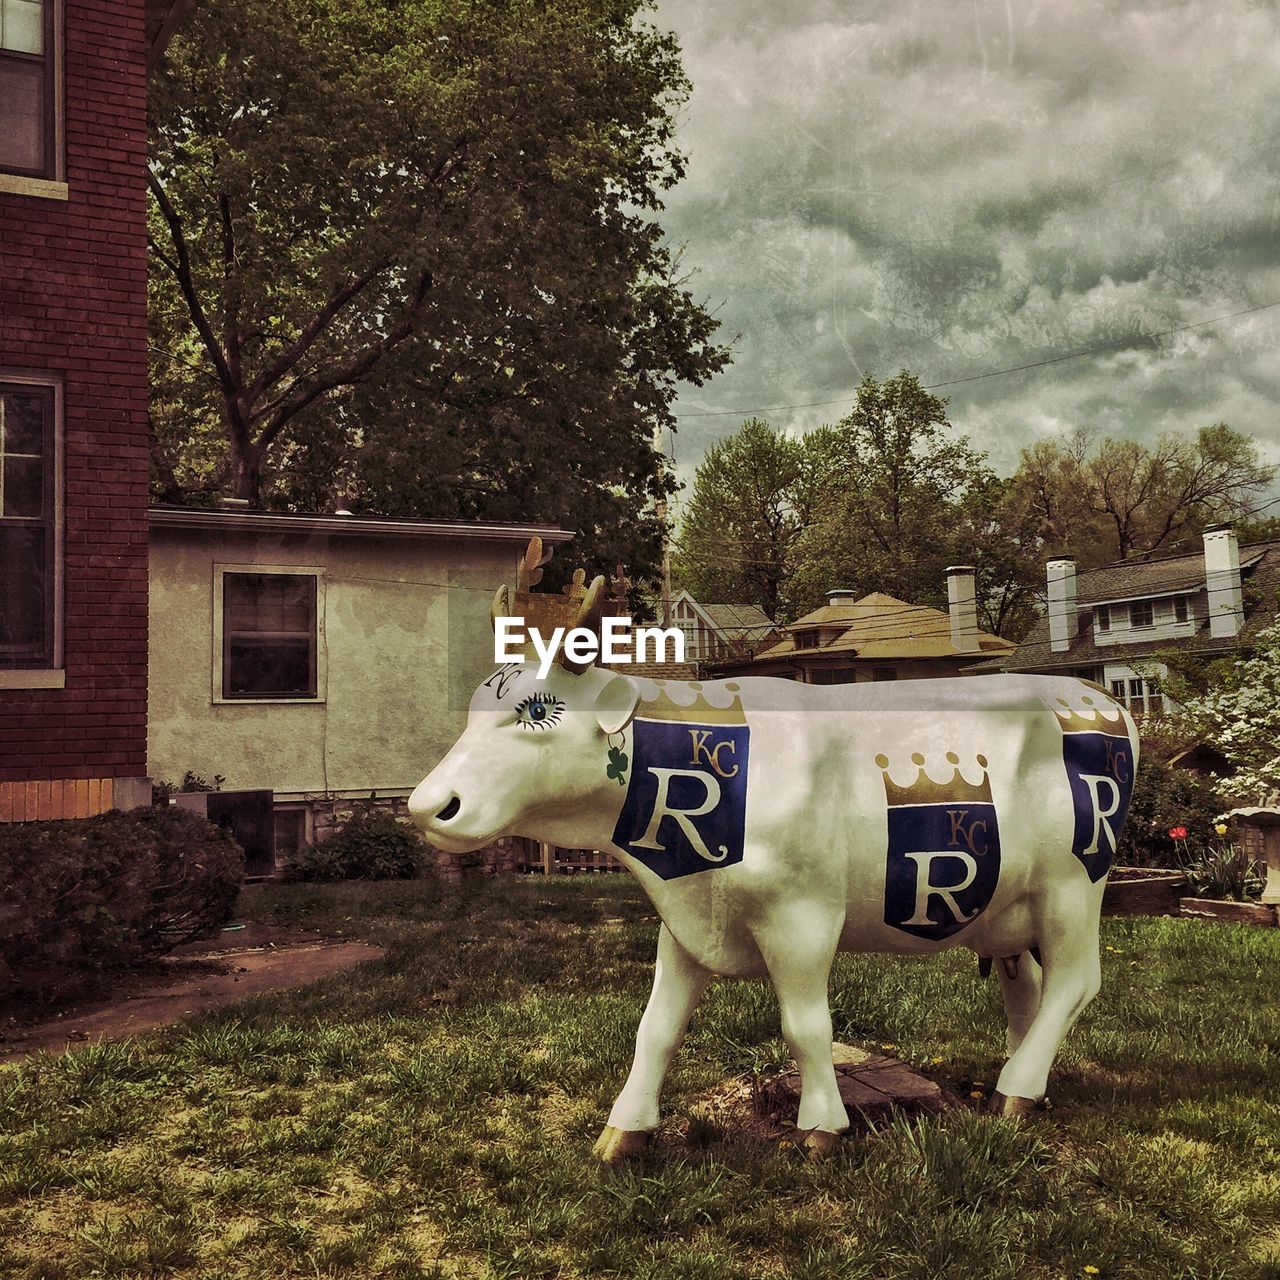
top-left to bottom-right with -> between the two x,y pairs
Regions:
1173,596 -> 1190,624
212,563 -> 327,705
0,0 -> 66,196
1095,604 -> 1110,633
0,370 -> 63,686
1129,599 -> 1154,629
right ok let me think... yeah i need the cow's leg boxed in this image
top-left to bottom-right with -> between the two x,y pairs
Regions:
992,898 -> 1100,1113
755,908 -> 847,1156
594,923 -> 712,1163
997,952 -> 1043,1054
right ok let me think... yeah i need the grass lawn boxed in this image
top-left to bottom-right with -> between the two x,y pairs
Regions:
2,876 -> 1279,1280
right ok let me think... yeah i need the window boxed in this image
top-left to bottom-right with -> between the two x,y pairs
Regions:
1095,605 -> 1110,633
0,0 -> 56,179
0,379 -> 57,668
273,804 -> 312,861
222,572 -> 318,698
871,667 -> 898,681
793,629 -> 819,649
1129,600 -> 1154,629
1174,596 -> 1189,624
808,667 -> 857,685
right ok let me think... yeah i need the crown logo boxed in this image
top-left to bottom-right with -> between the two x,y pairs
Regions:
639,681 -> 746,726
1050,694 -> 1126,736
876,751 -> 993,808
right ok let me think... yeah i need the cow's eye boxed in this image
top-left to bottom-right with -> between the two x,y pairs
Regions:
514,693 -> 564,730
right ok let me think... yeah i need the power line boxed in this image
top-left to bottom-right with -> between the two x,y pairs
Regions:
673,299 -> 1280,421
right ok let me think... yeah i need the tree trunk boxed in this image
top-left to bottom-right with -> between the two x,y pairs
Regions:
230,445 -> 261,506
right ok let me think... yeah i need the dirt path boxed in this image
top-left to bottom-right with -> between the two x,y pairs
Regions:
1,923 -> 385,1062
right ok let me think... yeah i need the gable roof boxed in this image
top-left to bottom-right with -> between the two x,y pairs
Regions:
979,538 -> 1280,672
669,591 -> 774,637
759,591 -> 1013,661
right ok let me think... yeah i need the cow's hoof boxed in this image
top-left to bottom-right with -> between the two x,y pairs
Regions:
801,1129 -> 843,1160
988,1091 -> 1038,1118
592,1125 -> 652,1164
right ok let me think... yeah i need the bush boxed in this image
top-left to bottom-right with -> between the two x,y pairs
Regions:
1117,750 -> 1226,868
282,808 -> 426,882
0,806 -> 245,1011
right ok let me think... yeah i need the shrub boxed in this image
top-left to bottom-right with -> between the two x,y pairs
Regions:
1117,750 -> 1226,868
1182,843 -> 1264,901
0,806 -> 245,1011
282,808 -> 426,882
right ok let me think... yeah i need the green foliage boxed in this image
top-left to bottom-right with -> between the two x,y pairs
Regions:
1171,618 -> 1280,802
786,372 -> 995,616
151,769 -> 225,805
282,809 -> 427,883
1182,843 -> 1263,902
1003,424 -> 1274,568
672,419 -> 822,621
1117,751 -> 1227,867
0,807 -> 244,1011
149,0 -> 728,587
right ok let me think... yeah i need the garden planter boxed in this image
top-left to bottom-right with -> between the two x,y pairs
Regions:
1179,897 -> 1278,927
1103,867 -> 1186,917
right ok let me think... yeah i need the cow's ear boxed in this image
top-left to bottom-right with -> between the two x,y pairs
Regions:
595,674 -> 639,735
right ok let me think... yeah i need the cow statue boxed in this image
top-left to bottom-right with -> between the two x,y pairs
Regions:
409,541 -> 1138,1160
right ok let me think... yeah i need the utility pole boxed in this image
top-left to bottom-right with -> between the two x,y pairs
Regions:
655,422 -> 672,627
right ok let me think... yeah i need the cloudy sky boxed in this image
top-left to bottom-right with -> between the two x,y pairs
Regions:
651,0 -> 1280,490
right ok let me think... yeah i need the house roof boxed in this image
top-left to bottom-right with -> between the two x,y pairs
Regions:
977,537 -> 1280,673
149,506 -> 574,546
756,591 -> 1014,662
675,594 -> 774,636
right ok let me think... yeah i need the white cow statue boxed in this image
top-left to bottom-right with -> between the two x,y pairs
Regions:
409,547 -> 1139,1160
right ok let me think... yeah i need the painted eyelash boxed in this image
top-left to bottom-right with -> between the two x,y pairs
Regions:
514,693 -> 564,730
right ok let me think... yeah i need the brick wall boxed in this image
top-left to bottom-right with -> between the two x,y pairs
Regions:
0,0 -> 149,788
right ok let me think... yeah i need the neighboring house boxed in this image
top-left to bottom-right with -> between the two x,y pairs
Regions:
0,1 -> 189,822
973,525 -> 1276,718
715,567 -> 1014,682
668,591 -> 774,663
148,505 -> 570,867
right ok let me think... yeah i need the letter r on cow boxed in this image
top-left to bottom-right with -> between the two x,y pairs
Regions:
632,767 -> 727,863
1080,772 -> 1122,856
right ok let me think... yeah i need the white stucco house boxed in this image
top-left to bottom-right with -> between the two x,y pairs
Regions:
148,505 -> 570,869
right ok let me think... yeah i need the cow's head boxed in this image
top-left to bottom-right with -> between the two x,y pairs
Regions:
408,541 -> 640,853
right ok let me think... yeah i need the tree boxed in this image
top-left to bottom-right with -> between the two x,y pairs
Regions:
148,0 -> 728,581
1172,619 -> 1280,803
786,372 -> 999,617
1004,425 -> 1275,566
672,419 -> 820,620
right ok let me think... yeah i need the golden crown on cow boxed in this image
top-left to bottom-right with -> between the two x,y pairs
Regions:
1050,695 -> 1126,736
876,751 -> 993,807
489,537 -> 607,674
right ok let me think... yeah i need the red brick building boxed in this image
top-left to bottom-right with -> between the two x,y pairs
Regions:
0,0 -> 187,820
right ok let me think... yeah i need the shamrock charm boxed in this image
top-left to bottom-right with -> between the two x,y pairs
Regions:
606,745 -> 629,785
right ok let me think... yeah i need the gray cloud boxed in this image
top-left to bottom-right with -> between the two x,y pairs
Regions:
653,0 -> 1280,483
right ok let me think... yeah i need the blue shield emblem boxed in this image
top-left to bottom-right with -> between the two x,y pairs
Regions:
612,717 -> 750,880
1061,728 -> 1134,882
878,752 -> 1001,941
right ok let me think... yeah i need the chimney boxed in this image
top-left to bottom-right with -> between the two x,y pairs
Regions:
825,589 -> 860,606
945,566 -> 980,653
1046,558 -> 1077,653
1204,523 -> 1244,638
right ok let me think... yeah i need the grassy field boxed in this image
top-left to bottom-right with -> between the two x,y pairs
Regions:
1,876 -> 1278,1279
